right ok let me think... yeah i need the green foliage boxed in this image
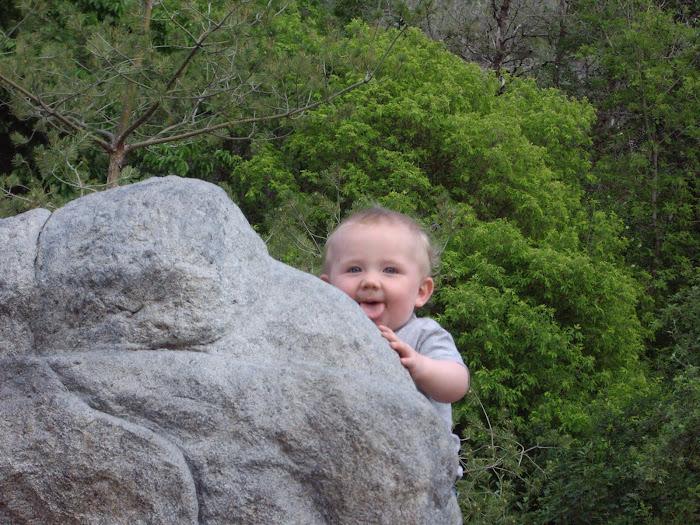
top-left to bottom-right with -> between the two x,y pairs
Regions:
656,273 -> 700,372
1,0 -> 385,206
270,27 -> 597,242
455,392 -> 531,525
570,0 -> 700,302
520,277 -> 700,524
239,25 -> 644,438
438,213 -> 644,434
520,368 -> 699,524
521,437 -> 642,524
74,0 -> 125,21
0,127 -> 111,217
634,370 -> 700,523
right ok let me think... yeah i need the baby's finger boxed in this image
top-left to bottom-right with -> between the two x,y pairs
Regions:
380,328 -> 398,342
378,325 -> 394,336
391,340 -> 411,357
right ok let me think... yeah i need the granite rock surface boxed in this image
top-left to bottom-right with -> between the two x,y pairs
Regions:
0,176 -> 461,524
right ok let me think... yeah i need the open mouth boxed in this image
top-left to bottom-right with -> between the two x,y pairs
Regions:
359,301 -> 385,320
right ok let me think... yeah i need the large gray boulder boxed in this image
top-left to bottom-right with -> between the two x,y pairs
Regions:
0,176 -> 462,524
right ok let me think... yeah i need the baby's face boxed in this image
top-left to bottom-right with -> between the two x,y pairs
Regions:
321,222 -> 433,331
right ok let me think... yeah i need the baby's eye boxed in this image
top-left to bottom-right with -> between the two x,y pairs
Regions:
383,267 -> 398,274
348,266 -> 362,273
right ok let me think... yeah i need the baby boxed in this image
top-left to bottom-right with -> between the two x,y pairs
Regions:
321,207 -> 469,476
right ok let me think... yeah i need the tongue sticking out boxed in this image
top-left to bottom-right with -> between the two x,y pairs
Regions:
360,301 -> 385,321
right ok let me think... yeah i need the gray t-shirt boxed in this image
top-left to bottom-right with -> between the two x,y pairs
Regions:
395,314 -> 467,478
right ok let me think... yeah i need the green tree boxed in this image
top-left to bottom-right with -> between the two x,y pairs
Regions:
241,26 -> 648,521
573,0 -> 700,300
521,277 -> 700,524
416,0 -> 699,305
237,24 -> 646,433
0,0 -> 400,215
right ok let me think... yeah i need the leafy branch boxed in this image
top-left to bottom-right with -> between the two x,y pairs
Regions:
0,0 -> 406,191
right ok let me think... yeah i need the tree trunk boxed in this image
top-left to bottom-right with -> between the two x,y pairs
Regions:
651,145 -> 660,280
491,0 -> 511,77
552,1 -> 570,88
642,86 -> 661,289
111,0 -> 154,185
107,145 -> 126,189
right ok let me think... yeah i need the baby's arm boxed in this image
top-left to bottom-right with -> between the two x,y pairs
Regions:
379,325 -> 470,403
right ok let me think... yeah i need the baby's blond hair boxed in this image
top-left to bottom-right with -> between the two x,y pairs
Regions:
322,207 -> 436,276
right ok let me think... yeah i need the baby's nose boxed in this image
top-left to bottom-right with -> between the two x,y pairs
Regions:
360,272 -> 380,288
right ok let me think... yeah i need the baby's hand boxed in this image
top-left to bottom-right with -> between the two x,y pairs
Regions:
379,325 -> 424,375
379,325 -> 470,403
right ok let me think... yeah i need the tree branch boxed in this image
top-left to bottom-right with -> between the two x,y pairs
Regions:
117,6 -> 239,145
0,70 -> 112,150
126,77 -> 356,151
127,24 -> 408,152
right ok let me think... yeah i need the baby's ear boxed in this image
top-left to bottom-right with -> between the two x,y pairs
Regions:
415,277 -> 434,308
320,274 -> 330,283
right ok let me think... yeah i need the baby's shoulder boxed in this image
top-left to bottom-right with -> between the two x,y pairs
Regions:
406,315 -> 448,335
398,315 -> 453,347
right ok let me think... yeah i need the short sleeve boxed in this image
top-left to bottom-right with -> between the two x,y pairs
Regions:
396,315 -> 465,367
